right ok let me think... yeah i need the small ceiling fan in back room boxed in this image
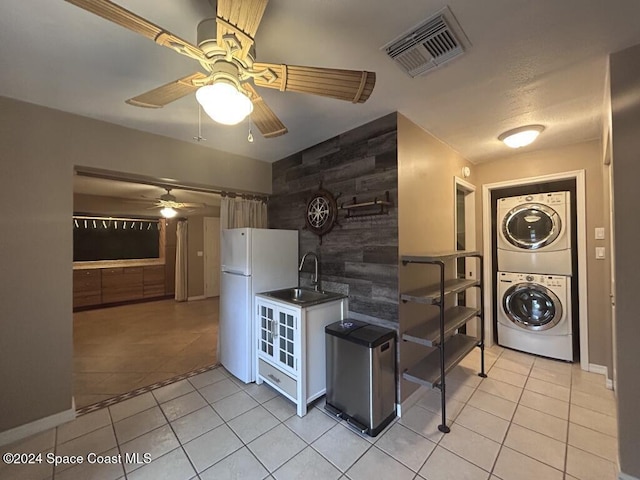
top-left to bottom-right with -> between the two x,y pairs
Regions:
64,0 -> 377,138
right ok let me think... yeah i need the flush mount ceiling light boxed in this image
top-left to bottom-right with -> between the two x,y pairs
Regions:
498,125 -> 545,148
160,207 -> 178,219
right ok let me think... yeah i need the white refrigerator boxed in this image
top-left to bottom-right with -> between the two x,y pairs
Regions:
220,228 -> 298,383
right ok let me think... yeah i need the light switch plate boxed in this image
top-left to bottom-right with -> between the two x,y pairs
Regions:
596,247 -> 606,259
197,251 -> 203,257
595,227 -> 605,240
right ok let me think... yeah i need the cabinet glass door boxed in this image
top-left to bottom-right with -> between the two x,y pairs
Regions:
258,304 -> 275,356
278,311 -> 296,370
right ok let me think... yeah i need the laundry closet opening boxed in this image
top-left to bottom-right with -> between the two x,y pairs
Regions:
491,179 -> 579,363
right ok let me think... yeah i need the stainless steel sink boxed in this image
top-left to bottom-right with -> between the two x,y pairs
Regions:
261,287 -> 345,307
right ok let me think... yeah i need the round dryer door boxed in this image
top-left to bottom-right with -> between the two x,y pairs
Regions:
502,203 -> 561,250
503,283 -> 562,331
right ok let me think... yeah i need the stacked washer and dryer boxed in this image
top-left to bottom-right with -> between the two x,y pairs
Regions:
496,192 -> 573,361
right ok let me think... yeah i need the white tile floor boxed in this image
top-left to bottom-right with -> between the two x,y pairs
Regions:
0,345 -> 619,480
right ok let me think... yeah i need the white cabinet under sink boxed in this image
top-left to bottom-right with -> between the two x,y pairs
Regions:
255,294 -> 347,416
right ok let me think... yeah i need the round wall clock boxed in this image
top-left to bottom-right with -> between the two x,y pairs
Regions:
305,188 -> 338,241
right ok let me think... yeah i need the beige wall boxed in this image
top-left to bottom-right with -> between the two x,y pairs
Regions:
0,96 -> 270,435
74,193 -> 221,218
610,43 -> 640,479
397,113 -> 476,401
187,216 -> 205,298
474,140 -> 612,373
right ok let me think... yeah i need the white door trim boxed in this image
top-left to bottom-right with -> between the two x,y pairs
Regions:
482,169 -> 589,370
455,177 -> 478,336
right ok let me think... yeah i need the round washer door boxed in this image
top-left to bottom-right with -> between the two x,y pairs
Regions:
502,203 -> 561,250
502,283 -> 562,331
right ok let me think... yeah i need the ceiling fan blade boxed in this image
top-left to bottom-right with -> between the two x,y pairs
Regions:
65,0 -> 206,61
216,0 -> 269,58
253,63 -> 376,103
242,83 -> 288,138
125,72 -> 208,108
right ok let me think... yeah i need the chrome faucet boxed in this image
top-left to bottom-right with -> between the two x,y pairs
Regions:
299,251 -> 320,291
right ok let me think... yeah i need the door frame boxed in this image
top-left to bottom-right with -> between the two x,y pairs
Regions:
454,177 -> 478,335
482,169 -> 589,370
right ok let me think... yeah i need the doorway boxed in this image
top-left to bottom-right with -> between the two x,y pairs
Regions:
454,177 -> 478,336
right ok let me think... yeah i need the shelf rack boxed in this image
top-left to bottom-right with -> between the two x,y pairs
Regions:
340,191 -> 392,218
401,250 -> 486,433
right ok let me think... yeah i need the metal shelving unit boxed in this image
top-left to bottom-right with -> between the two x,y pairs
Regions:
401,251 -> 486,433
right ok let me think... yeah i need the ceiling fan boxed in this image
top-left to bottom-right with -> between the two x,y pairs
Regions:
149,188 -> 205,218
64,0 -> 377,138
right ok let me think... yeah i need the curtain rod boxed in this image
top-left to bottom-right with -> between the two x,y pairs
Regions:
75,166 -> 270,198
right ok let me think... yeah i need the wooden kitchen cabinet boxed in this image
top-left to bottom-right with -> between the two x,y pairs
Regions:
143,265 -> 165,298
73,269 -> 101,308
101,267 -> 144,304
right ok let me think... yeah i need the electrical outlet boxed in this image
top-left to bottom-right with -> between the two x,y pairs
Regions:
595,227 -> 605,240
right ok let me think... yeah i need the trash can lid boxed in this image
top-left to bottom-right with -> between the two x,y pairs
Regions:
349,325 -> 396,348
325,319 -> 368,340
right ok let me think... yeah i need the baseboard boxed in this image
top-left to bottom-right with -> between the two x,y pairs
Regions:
619,472 -> 640,480
0,398 -> 76,447
398,385 -> 427,417
187,295 -> 206,301
588,363 -> 614,390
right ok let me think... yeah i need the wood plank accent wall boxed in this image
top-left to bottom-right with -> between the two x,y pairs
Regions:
269,113 -> 399,324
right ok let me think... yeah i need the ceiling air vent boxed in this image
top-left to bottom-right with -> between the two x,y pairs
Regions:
382,6 -> 470,78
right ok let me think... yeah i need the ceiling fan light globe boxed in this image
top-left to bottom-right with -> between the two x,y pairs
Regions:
160,207 -> 178,218
196,83 -> 254,126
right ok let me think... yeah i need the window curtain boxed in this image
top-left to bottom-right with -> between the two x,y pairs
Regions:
220,196 -> 267,229
175,220 -> 188,302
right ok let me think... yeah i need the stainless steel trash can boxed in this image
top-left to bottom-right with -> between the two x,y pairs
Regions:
325,319 -> 396,436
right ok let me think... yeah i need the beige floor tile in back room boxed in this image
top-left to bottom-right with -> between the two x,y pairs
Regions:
198,378 -> 242,404
570,390 -> 617,417
346,447 -> 414,480
1,429 -> 55,457
493,447 -> 563,480
375,423 -> 436,472
284,407 -> 338,443
528,365 -> 571,387
262,395 -> 297,422
248,424 -> 306,473
568,423 -> 618,463
113,406 -> 167,444
159,390 -> 208,422
467,390 -> 517,421
200,447 -> 269,480
120,425 -> 181,474
511,404 -> 567,442
504,424 -> 566,471
126,447 -> 197,480
477,377 -> 523,403
439,423 -> 501,472
274,446 -> 342,480
493,356 -> 532,376
56,408 -> 112,444
0,449 -> 54,480
535,356 -> 572,374
55,425 -> 117,467
53,448 -> 124,480
485,366 -> 528,388
228,405 -> 280,444
524,377 -> 570,402
311,423 -> 371,473
398,405 -> 446,443
569,404 -> 618,437
213,390 -> 260,422
416,389 -> 466,421
188,368 -> 228,390
454,404 -> 510,443
151,379 -> 195,404
170,405 -> 224,444
418,446 -> 490,480
109,392 -> 157,423
518,390 -> 569,420
500,348 -> 536,366
565,445 -> 618,480
183,424 -> 243,474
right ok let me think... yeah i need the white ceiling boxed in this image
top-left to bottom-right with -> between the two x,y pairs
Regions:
2,1 -> 640,164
